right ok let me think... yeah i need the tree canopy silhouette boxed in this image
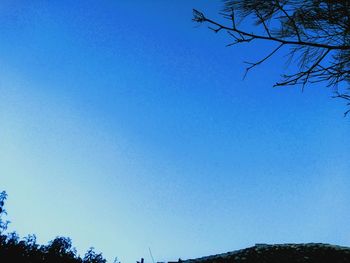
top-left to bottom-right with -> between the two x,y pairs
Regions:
193,0 -> 350,114
0,191 -> 107,263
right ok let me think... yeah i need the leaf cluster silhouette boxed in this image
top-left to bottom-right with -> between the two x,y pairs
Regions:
0,191 -> 107,263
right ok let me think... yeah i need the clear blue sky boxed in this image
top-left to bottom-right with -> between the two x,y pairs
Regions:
1,1 -> 350,262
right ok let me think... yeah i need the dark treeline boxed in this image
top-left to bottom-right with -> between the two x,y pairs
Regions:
0,191 -> 108,263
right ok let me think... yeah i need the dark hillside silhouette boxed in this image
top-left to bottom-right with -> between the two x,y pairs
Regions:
178,243 -> 350,263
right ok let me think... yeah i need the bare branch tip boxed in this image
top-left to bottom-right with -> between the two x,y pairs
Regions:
192,9 -> 205,23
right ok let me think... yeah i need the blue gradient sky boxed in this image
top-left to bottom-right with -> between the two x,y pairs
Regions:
1,1 -> 350,262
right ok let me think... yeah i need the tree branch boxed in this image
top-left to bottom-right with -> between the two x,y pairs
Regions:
244,43 -> 284,78
193,9 -> 350,50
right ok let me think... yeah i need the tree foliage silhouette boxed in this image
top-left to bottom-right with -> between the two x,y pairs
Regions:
0,191 -> 107,263
193,0 -> 350,114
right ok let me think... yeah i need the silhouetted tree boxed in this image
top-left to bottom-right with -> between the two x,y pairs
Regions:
83,248 -> 107,263
43,237 -> 79,263
0,191 -> 9,234
193,0 -> 350,114
0,191 -> 109,263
